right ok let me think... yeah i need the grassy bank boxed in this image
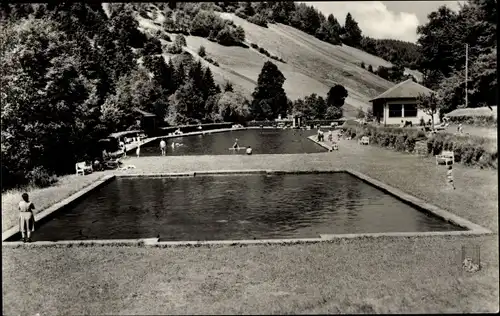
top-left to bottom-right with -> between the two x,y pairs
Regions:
342,121 -> 498,169
3,235 -> 497,314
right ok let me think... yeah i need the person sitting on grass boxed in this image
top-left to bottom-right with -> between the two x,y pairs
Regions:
246,146 -> 252,155
19,193 -> 35,243
447,165 -> 455,190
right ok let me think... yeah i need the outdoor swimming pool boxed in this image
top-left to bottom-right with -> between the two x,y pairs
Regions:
18,173 -> 464,242
140,129 -> 326,155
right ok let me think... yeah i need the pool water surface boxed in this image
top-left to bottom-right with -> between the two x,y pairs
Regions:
21,173 -> 464,242
140,129 -> 327,156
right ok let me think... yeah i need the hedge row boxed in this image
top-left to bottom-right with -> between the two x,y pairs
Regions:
425,133 -> 497,169
249,43 -> 286,63
446,115 -> 497,127
342,121 -> 497,169
246,121 -> 278,127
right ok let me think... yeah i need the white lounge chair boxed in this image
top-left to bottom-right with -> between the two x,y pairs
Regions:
75,162 -> 93,175
436,150 -> 454,165
434,122 -> 450,131
359,136 -> 370,145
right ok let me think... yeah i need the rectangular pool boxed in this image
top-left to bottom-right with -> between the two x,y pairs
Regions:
140,129 -> 327,156
20,173 -> 465,242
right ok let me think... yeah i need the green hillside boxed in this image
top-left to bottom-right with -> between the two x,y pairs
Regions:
134,6 -> 420,118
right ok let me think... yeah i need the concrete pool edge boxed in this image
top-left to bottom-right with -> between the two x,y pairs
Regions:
1,231 -> 491,248
2,169 -> 492,245
307,135 -> 333,151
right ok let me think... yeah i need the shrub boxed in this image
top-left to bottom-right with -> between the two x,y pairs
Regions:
216,25 -> 238,46
143,37 -> 162,55
198,45 -> 206,57
160,32 -> 171,42
208,30 -> 217,41
419,117 -> 425,126
174,34 -> 187,47
247,14 -> 268,27
27,166 -> 58,188
270,55 -> 283,62
404,136 -> 416,152
446,115 -> 497,127
258,47 -> 270,56
235,8 -> 247,19
360,62 -> 365,69
167,44 -> 183,54
250,43 -> 259,49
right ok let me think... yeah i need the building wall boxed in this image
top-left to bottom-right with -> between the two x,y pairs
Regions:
382,99 -> 440,126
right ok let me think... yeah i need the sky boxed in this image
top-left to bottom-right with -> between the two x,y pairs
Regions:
304,1 -> 464,43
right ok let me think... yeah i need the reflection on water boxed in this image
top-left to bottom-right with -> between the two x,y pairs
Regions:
27,173 -> 464,242
140,129 -> 326,156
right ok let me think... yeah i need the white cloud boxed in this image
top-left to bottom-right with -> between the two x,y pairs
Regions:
304,1 -> 420,43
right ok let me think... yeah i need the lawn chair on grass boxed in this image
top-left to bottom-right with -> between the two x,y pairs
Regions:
436,150 -> 454,165
434,122 -> 450,131
359,136 -> 370,145
76,162 -> 93,175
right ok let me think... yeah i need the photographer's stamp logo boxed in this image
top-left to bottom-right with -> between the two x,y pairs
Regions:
461,245 -> 481,273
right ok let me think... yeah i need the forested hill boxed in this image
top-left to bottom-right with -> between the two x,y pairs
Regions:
120,2 -> 422,117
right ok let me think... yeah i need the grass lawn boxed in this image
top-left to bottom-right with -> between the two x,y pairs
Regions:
443,124 -> 497,140
2,136 -> 498,314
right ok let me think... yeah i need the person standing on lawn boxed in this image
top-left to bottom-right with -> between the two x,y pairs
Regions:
136,143 -> 141,158
447,165 -> 456,190
160,139 -> 167,156
19,193 -> 35,243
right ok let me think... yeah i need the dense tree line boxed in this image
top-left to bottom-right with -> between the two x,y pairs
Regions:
359,37 -> 422,70
0,2 -> 349,190
363,63 -> 415,83
416,0 -> 497,113
0,3 -> 248,189
138,2 -> 247,46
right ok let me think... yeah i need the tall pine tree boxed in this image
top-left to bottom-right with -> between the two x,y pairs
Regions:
343,13 -> 362,47
251,61 -> 288,120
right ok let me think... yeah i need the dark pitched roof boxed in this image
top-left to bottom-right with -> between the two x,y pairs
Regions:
370,79 -> 434,102
133,108 -> 156,117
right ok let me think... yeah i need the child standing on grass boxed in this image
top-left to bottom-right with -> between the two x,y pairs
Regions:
19,193 -> 35,243
136,143 -> 141,158
447,165 -> 455,190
